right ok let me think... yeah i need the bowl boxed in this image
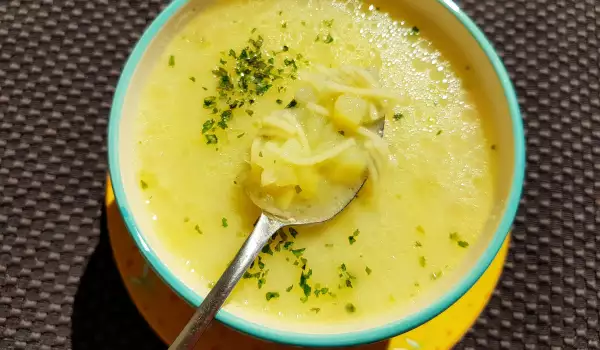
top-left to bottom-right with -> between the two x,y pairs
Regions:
108,0 -> 525,346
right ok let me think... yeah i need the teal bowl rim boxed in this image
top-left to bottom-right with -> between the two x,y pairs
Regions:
107,0 -> 525,347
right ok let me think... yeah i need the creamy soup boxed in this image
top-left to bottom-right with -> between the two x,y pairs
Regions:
132,0 -> 494,332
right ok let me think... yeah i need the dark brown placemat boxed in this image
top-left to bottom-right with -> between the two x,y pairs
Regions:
0,0 -> 598,349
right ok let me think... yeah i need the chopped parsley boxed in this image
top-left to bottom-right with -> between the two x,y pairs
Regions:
323,19 -> 334,27
205,134 -> 218,144
189,76 -> 196,82
310,308 -> 321,313
285,99 -> 298,108
221,217 -> 228,228
294,185 -> 302,194
436,130 -> 443,136
449,232 -> 469,248
289,227 -> 298,238
245,109 -> 254,116
281,21 -> 287,29
338,263 -> 356,288
286,285 -> 293,292
202,119 -> 215,134
257,256 -> 265,270
299,268 -> 313,302
419,256 -> 426,267
314,286 -> 329,297
414,241 -> 422,247
194,225 -> 203,234
365,266 -> 372,275
324,33 -> 334,44
283,241 -> 294,250
325,243 -> 334,248
348,229 -> 360,245
218,110 -> 232,129
140,180 -> 148,190
345,303 -> 356,313
168,55 -> 175,67
237,132 -> 245,138
276,99 -> 283,104
265,292 -> 280,301
261,244 -> 274,255
393,112 -> 404,120
409,26 -> 420,36
183,217 -> 190,223
203,96 -> 217,109
291,248 -> 306,258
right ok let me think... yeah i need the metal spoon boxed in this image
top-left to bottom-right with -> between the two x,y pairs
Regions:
170,120 -> 384,349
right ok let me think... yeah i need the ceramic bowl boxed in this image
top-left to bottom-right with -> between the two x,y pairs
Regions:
108,0 -> 525,346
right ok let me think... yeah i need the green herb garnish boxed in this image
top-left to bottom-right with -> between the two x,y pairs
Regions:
222,217 -> 228,227
285,99 -> 298,108
194,225 -> 203,234
205,134 -> 218,144
202,119 -> 215,134
450,232 -> 469,248
324,34 -> 334,44
286,285 -> 293,292
266,292 -> 280,301
189,76 -> 196,82
436,130 -> 443,136
168,55 -> 175,67
415,241 -> 422,247
262,244 -> 274,255
299,268 -> 313,300
237,132 -> 245,138
345,303 -> 356,313
140,180 -> 148,190
276,99 -> 283,104
419,256 -> 426,267
323,19 -> 334,27
203,96 -> 217,109
310,308 -> 321,313
325,243 -> 333,248
291,248 -> 305,258
348,229 -> 359,245
294,185 -> 302,194
257,256 -> 265,270
365,266 -> 372,275
393,112 -> 404,120
410,26 -> 420,35
289,227 -> 298,238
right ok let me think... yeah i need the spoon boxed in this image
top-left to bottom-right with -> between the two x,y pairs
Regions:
170,120 -> 385,349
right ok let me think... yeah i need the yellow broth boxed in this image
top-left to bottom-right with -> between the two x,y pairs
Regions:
132,0 -> 495,332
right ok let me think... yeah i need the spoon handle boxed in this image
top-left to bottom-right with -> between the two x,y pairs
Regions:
170,213 -> 283,350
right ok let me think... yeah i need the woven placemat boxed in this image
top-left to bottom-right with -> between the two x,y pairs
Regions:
0,0 -> 598,349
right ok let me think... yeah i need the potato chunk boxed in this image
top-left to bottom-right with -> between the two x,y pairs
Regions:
333,94 -> 369,130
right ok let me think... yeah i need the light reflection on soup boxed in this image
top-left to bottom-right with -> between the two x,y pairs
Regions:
132,0 -> 494,332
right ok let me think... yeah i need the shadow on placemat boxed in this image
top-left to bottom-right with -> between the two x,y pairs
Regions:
71,206 -> 166,350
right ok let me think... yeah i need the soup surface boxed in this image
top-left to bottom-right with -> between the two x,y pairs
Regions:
131,0 -> 494,332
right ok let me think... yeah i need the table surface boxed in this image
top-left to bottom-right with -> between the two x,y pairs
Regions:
0,0 -> 599,349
